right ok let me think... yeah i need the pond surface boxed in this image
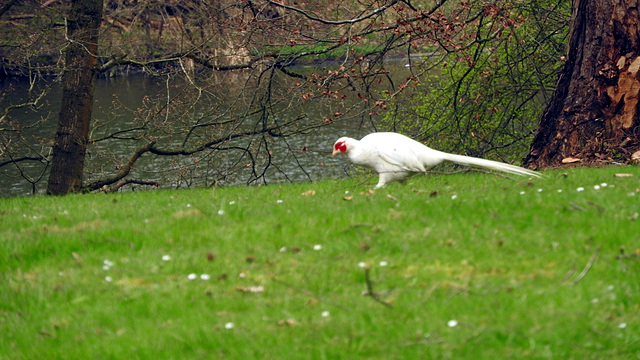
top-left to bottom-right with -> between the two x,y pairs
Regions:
0,62 -> 415,197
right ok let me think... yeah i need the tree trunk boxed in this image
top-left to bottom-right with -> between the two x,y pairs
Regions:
47,0 -> 103,195
524,0 -> 640,168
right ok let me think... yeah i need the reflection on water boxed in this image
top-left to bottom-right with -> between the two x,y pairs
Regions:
0,63 -> 413,197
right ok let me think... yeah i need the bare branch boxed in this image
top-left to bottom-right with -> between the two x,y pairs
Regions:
267,0 -> 400,25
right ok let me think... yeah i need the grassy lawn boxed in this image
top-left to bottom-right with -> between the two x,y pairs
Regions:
1,166 -> 639,359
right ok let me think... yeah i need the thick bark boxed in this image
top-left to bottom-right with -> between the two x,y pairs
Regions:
524,0 -> 640,168
47,0 -> 103,195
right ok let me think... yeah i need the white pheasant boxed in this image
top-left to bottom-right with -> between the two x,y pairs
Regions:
332,132 -> 541,188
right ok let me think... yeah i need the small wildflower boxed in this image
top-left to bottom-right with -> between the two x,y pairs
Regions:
200,274 -> 211,280
519,191 -> 526,195
187,273 -> 197,280
321,311 -> 330,318
239,272 -> 246,278
279,246 -> 287,252
224,322 -> 235,329
105,276 -> 113,282
447,320 -> 458,328
594,185 -> 601,190
601,183 -> 608,187
276,199 -> 284,204
591,298 -> 599,304
229,201 -> 236,205
186,204 -> 192,207
618,322 -> 627,329
357,262 -> 367,268
451,195 -> 458,200
537,188 -> 543,192
218,209 -> 225,215
379,261 -> 388,267
576,187 -> 585,192
162,255 -> 171,261
313,244 -> 322,251
104,260 -> 114,267
557,189 -> 563,193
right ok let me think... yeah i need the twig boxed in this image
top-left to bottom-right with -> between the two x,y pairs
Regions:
571,247 -> 600,286
363,266 -> 393,308
560,260 -> 576,283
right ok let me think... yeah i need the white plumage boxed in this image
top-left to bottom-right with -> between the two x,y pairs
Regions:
332,132 -> 541,188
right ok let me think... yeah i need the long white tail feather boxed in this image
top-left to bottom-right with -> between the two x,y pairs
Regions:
439,152 -> 541,178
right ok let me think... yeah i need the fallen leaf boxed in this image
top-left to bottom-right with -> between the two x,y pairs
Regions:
562,157 -> 581,164
615,173 -> 634,177
359,243 -> 371,251
277,318 -> 298,326
301,190 -> 316,196
343,196 -> 353,201
236,285 -> 265,293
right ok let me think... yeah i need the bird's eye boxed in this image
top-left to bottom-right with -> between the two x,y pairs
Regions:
335,141 -> 347,153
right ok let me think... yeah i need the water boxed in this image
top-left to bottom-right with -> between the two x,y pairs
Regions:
0,63 -> 413,197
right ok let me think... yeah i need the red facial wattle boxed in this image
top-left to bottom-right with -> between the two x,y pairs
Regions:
334,141 -> 347,153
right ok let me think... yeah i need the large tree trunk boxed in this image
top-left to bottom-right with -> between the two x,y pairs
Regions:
524,0 -> 640,168
47,0 -> 103,195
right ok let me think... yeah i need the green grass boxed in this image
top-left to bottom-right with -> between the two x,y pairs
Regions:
1,166 -> 639,359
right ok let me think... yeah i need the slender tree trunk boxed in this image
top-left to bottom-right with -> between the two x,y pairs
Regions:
524,0 -> 640,168
47,0 -> 103,195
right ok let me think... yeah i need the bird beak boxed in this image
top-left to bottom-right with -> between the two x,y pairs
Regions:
332,149 -> 339,157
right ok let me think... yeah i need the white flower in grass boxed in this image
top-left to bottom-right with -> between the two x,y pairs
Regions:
217,209 -> 225,215
557,189 -> 563,193
379,261 -> 388,267
537,188 -> 543,192
601,183 -> 608,187
187,273 -> 197,280
162,255 -> 171,261
594,185 -> 601,190
451,195 -> 458,200
618,322 -> 627,329
519,191 -> 526,195
447,320 -> 458,328
321,311 -> 330,318
357,262 -> 367,268
224,322 -> 235,329
103,259 -> 114,270
229,201 -> 236,205
276,199 -> 283,204
576,187 -> 585,192
186,204 -> 192,207
313,244 -> 322,251
105,276 -> 113,282
200,274 -> 211,280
